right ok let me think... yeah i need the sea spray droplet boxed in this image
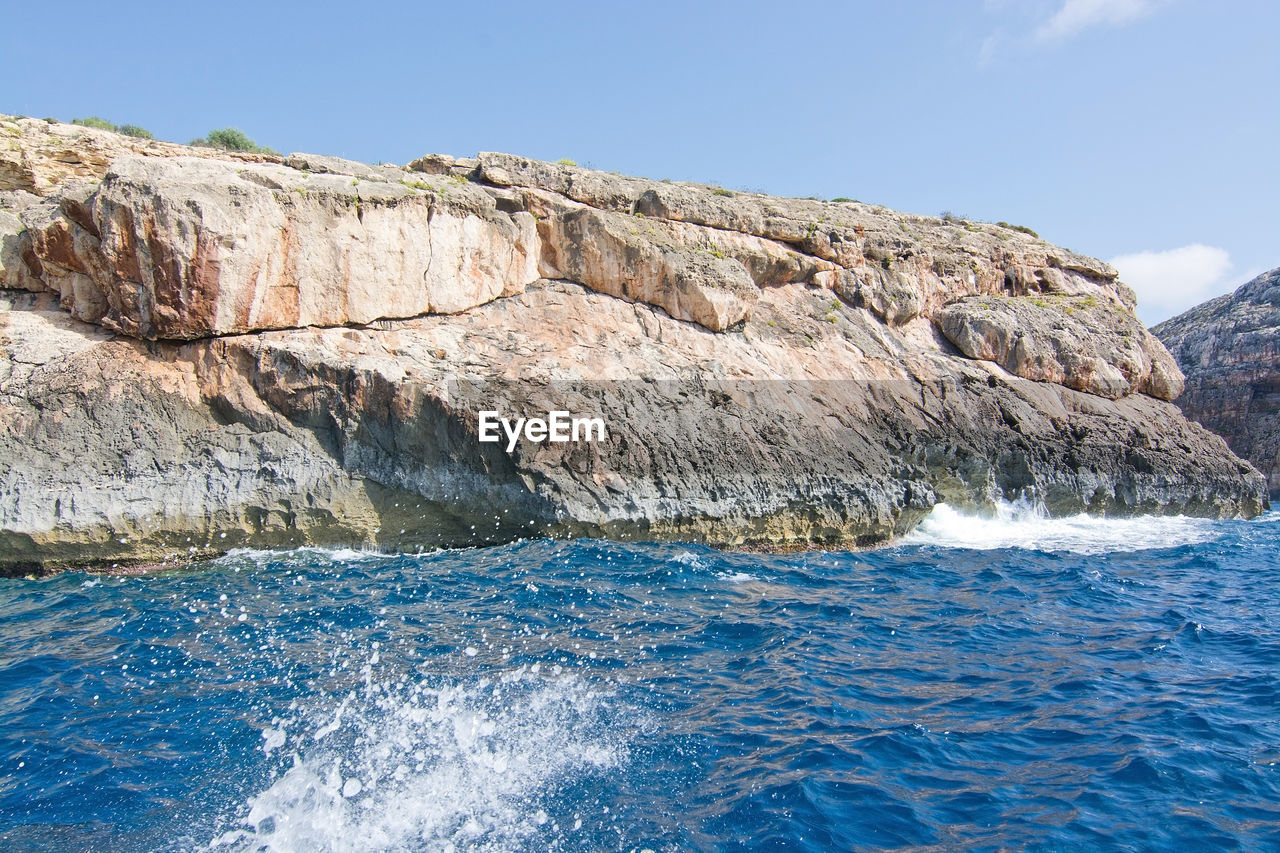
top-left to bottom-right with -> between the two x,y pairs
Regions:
261,727 -> 286,755
341,778 -> 362,798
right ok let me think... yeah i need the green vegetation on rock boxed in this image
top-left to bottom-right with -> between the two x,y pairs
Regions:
938,210 -> 1041,240
996,221 -> 1039,238
116,124 -> 154,139
72,116 -> 154,139
189,127 -> 277,155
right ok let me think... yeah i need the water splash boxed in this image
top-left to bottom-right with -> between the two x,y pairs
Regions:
900,499 -> 1222,554
209,664 -> 627,853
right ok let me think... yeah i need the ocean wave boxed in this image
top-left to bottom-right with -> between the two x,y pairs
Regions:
899,500 -> 1223,554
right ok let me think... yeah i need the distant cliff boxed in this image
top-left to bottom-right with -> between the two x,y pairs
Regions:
0,116 -> 1267,571
1153,268 -> 1280,497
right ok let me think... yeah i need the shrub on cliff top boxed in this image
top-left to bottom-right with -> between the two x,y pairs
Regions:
71,116 -> 154,139
190,127 -> 277,155
997,221 -> 1040,239
72,116 -> 115,130
116,123 -> 154,139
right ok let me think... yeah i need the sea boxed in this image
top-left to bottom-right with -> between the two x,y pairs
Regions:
2,503 -> 1278,851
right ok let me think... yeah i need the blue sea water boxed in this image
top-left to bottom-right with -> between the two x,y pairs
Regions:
2,505 -> 1279,852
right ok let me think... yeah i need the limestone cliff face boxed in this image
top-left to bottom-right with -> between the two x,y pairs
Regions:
1152,268 -> 1280,497
0,116 -> 1267,571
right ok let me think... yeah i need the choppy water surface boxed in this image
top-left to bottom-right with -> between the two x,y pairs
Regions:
2,507 -> 1279,851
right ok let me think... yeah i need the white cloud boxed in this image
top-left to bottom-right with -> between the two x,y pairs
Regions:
977,33 -> 1002,68
1110,244 -> 1235,325
1035,0 -> 1162,41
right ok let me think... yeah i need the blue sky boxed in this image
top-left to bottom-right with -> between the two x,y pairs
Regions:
3,0 -> 1276,323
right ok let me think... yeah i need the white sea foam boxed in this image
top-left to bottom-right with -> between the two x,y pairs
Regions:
899,499 -> 1222,555
217,546 -> 383,568
676,551 -> 761,584
671,550 -> 707,569
208,668 -> 626,853
321,548 -> 383,563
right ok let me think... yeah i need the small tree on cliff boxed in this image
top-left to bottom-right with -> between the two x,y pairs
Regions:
189,127 -> 276,155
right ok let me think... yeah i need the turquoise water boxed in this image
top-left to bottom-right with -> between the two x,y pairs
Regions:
2,506 -> 1278,851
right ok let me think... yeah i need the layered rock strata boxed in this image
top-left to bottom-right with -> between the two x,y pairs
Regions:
0,116 -> 1267,571
1153,268 -> 1280,497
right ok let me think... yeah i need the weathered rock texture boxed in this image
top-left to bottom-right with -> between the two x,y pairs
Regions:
14,156 -> 539,338
1153,268 -> 1280,497
939,294 -> 1183,400
0,116 -> 1267,571
0,115 -> 278,195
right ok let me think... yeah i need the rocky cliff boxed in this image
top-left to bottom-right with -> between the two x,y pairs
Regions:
0,116 -> 1267,571
1152,268 -> 1280,497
